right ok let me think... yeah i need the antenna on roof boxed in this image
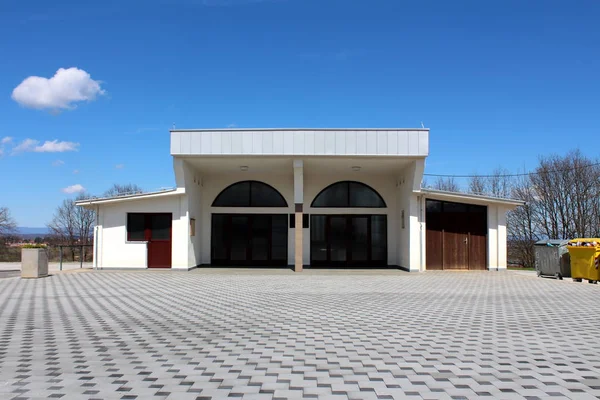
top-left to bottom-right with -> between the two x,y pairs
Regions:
421,121 -> 425,129
172,122 -> 176,129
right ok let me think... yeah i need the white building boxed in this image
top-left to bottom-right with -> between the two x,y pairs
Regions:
76,128 -> 523,272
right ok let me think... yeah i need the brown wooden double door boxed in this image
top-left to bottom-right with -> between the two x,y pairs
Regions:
211,214 -> 288,266
426,200 -> 487,270
310,215 -> 387,267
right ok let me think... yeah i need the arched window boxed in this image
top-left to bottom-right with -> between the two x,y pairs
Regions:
212,181 -> 288,207
311,181 -> 386,208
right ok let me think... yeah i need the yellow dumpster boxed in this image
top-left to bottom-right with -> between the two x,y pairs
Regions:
567,239 -> 600,283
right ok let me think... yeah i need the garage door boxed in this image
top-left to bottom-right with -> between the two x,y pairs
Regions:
211,214 -> 288,266
426,200 -> 487,270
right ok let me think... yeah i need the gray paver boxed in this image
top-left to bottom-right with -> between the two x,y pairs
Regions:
0,269 -> 599,399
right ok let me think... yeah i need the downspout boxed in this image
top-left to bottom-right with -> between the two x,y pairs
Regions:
94,205 -> 99,270
419,195 -> 424,272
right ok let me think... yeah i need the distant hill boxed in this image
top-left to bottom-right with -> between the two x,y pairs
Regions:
17,227 -> 50,235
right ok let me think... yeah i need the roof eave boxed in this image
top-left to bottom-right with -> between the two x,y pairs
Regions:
170,127 -> 430,133
75,188 -> 185,207
417,188 -> 525,208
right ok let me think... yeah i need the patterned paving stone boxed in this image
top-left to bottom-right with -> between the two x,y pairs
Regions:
0,270 -> 599,399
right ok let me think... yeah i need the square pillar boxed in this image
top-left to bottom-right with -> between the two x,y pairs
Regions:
293,160 -> 304,272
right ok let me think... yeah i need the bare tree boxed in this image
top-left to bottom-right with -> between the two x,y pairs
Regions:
48,199 -> 77,258
468,168 -> 512,198
104,183 -> 143,197
468,175 -> 487,195
529,150 -> 600,239
506,176 -> 538,268
75,194 -> 96,246
432,177 -> 460,192
488,167 -> 512,198
47,194 -> 96,260
0,207 -> 17,236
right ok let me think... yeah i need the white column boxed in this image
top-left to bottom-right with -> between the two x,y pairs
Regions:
293,160 -> 304,272
487,205 -> 499,270
497,206 -> 508,270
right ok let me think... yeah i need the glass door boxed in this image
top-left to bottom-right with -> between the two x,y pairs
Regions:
329,216 -> 348,263
310,215 -> 387,267
350,216 -> 369,263
211,214 -> 288,266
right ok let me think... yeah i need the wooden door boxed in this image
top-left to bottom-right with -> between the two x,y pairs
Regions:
147,213 -> 172,268
425,200 -> 443,270
442,202 -> 469,269
426,200 -> 487,270
468,205 -> 487,270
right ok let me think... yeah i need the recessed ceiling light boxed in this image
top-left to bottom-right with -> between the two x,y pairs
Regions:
352,166 -> 361,172
240,166 -> 249,171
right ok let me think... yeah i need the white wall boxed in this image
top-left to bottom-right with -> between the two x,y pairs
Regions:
395,161 -> 425,271
179,160 -> 203,267
96,195 -> 187,269
488,204 -> 508,270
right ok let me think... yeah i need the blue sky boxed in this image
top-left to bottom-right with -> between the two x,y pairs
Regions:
1,0 -> 599,227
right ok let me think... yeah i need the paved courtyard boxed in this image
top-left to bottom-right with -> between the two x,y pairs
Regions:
0,270 -> 599,400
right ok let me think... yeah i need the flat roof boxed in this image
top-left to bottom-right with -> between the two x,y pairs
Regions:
419,188 -> 525,207
75,188 -> 184,207
170,128 -> 430,132
171,128 -> 429,157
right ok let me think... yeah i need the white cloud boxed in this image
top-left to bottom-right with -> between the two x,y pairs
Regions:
115,164 -> 124,169
11,67 -> 105,111
0,148 -> 3,157
12,138 -> 79,154
62,184 -> 85,194
52,159 -> 65,166
1,137 -> 12,144
34,140 -> 79,152
73,169 -> 79,174
12,138 -> 38,153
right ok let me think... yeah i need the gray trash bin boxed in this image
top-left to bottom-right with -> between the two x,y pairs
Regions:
534,239 -> 571,279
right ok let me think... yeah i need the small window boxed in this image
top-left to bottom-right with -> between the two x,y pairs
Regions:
303,214 -> 309,229
127,214 -> 146,241
127,213 -> 172,241
151,214 -> 171,240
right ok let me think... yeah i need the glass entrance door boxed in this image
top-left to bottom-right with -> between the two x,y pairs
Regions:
329,216 -> 348,262
310,215 -> 387,267
211,214 -> 288,266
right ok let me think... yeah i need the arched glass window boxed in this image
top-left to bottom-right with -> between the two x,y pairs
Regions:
311,181 -> 386,208
212,181 -> 288,207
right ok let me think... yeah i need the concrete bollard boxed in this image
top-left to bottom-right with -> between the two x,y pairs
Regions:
21,248 -> 49,278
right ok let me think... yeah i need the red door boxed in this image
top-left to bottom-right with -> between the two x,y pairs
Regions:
147,214 -> 172,268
